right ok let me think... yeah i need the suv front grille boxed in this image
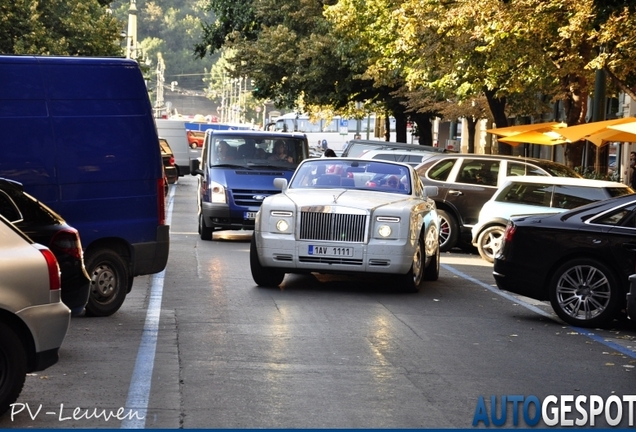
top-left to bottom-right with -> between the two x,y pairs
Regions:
299,211 -> 366,242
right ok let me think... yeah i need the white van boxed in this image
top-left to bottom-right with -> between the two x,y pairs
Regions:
156,119 -> 201,176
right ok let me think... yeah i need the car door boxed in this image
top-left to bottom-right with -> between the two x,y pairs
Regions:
447,158 -> 501,227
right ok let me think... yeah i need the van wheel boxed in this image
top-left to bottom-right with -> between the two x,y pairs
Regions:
437,209 -> 458,252
199,213 -> 213,241
84,249 -> 128,317
0,322 -> 27,416
250,235 -> 285,287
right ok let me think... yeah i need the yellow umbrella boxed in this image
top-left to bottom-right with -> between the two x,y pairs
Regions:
498,130 -> 569,146
557,117 -> 636,146
486,122 -> 564,138
608,121 -> 636,135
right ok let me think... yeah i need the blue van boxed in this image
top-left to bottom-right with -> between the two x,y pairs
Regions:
190,130 -> 309,240
0,55 -> 169,316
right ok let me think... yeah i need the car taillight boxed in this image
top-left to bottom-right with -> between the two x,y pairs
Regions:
169,156 -> 175,166
503,223 -> 516,243
158,178 -> 166,225
49,229 -> 83,260
36,245 -> 61,291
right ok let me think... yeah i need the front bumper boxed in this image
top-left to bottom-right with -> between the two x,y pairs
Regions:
202,202 -> 258,231
256,233 -> 414,275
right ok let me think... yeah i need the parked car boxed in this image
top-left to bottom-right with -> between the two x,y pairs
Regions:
415,154 -> 581,251
159,138 -> 179,184
356,148 -> 436,167
187,130 -> 205,149
250,159 -> 440,292
0,214 -> 70,415
493,193 -> 636,328
341,139 -> 449,159
472,176 -> 633,262
0,178 -> 91,315
190,130 -> 310,240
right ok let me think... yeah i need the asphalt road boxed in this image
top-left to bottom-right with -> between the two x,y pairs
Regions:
2,175 -> 635,429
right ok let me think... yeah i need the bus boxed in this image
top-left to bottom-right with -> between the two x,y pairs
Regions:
269,112 -> 402,151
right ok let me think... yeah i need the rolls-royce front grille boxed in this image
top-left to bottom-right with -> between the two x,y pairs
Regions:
299,211 -> 366,242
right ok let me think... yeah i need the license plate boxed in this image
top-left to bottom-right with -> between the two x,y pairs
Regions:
308,245 -> 353,257
244,211 -> 257,220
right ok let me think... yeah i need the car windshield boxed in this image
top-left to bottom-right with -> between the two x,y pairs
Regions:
208,135 -> 308,169
290,160 -> 411,194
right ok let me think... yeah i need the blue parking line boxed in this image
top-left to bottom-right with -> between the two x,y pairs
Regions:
441,263 -> 636,359
121,185 -> 175,429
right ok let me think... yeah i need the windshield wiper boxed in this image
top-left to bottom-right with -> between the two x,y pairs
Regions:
212,164 -> 253,170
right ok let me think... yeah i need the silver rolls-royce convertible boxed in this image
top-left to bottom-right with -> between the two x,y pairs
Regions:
250,158 -> 440,292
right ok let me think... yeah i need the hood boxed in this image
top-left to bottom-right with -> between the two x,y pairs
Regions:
268,188 -> 412,211
214,167 -> 294,190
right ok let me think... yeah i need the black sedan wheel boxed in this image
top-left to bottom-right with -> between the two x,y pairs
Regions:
437,209 -> 458,252
476,225 -> 505,263
0,322 -> 27,416
250,235 -> 285,287
549,258 -> 621,328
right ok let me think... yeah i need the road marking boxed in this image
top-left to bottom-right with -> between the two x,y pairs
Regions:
441,263 -> 636,359
121,186 -> 175,429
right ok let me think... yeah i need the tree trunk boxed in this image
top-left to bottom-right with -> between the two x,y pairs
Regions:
465,117 -> 477,153
412,112 -> 433,146
393,112 -> 407,143
562,74 -> 588,168
483,87 -> 512,155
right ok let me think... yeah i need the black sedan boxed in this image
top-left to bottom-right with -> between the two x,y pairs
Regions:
493,194 -> 636,328
0,178 -> 90,315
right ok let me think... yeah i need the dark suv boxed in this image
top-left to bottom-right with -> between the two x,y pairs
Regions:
415,154 -> 581,251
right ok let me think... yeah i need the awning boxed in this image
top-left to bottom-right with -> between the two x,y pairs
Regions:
557,117 -> 636,146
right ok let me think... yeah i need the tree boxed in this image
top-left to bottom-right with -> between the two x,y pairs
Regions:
0,0 -> 122,56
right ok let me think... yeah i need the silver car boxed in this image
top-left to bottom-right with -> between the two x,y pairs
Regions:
0,214 -> 70,416
250,159 -> 440,292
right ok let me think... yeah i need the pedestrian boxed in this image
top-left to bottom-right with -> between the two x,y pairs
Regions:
630,151 -> 636,189
321,139 -> 328,151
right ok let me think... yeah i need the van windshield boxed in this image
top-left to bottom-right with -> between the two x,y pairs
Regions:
208,135 -> 307,169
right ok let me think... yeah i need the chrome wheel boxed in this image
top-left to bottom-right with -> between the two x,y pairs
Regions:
477,225 -> 505,263
436,209 -> 458,252
549,258 -> 620,328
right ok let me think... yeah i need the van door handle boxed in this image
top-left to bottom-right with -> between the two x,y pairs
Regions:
448,190 -> 463,196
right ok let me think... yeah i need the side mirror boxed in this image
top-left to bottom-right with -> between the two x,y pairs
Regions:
190,158 -> 203,176
273,178 -> 288,190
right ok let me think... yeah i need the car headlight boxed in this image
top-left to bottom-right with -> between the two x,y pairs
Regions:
209,180 -> 226,203
375,216 -> 401,239
378,224 -> 392,237
271,210 -> 293,233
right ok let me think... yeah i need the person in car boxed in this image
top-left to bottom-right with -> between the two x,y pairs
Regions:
268,140 -> 293,163
217,141 -> 235,162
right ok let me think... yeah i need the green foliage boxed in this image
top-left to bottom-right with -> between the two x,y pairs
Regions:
0,0 -> 122,56
574,166 -> 620,182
